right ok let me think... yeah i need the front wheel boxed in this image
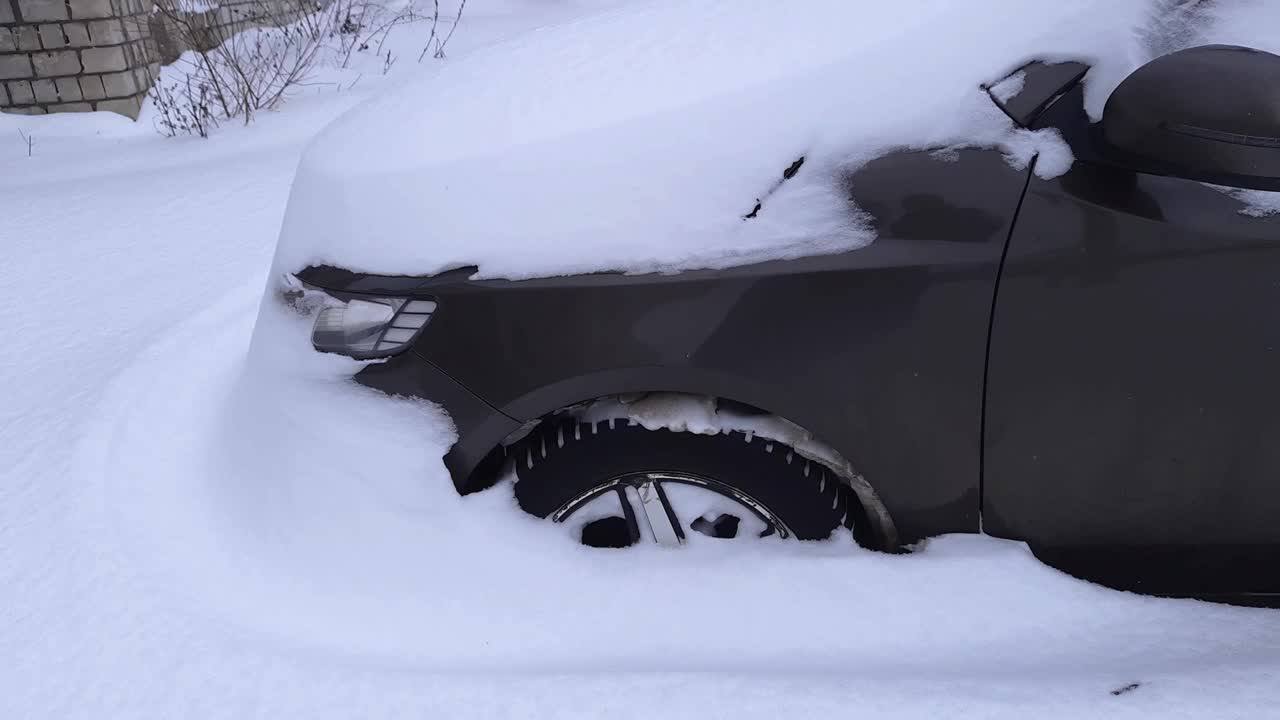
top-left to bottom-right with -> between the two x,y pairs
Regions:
513,420 -> 856,548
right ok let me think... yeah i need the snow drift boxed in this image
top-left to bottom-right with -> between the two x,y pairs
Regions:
6,3 -> 1280,718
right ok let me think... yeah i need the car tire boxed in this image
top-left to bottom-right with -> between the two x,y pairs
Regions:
513,418 -> 855,545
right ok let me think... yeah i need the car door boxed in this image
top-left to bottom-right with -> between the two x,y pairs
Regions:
983,151 -> 1280,553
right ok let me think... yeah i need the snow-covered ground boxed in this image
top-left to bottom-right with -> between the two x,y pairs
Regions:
2,2 -> 1280,718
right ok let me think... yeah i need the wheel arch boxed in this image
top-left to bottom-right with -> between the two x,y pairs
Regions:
459,367 -> 901,551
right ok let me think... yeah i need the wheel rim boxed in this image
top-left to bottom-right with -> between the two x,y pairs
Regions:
551,471 -> 794,547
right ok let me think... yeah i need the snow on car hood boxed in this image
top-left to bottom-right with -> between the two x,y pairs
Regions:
272,0 -> 1259,280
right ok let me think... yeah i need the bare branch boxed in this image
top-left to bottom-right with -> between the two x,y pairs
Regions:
150,0 -> 465,136
17,129 -> 34,157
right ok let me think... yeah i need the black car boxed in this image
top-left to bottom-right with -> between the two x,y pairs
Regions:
287,46 -> 1280,600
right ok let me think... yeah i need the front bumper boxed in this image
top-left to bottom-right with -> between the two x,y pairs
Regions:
354,349 -> 522,493
293,265 -> 522,492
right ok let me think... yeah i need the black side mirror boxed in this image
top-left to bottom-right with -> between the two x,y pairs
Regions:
1102,45 -> 1280,190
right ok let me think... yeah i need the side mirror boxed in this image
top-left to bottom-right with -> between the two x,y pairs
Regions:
1102,45 -> 1280,189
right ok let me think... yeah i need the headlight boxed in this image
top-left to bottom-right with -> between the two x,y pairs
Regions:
311,296 -> 437,358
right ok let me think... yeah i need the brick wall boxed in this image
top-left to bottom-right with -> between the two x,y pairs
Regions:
1,0 -> 161,117
2,0 -> 320,119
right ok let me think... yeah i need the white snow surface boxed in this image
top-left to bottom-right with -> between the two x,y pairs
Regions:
989,70 -> 1027,104
4,2 -> 1280,719
1226,188 -> 1280,218
576,393 -> 864,483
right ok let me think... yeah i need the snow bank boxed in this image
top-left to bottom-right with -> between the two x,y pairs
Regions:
85,283 -> 1280,677
7,103 -> 1277,717
8,3 -> 1280,717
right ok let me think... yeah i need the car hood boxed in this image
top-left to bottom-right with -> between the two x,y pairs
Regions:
273,0 -> 1151,281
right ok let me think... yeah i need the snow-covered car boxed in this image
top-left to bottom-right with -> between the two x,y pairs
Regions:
273,37 -> 1280,599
